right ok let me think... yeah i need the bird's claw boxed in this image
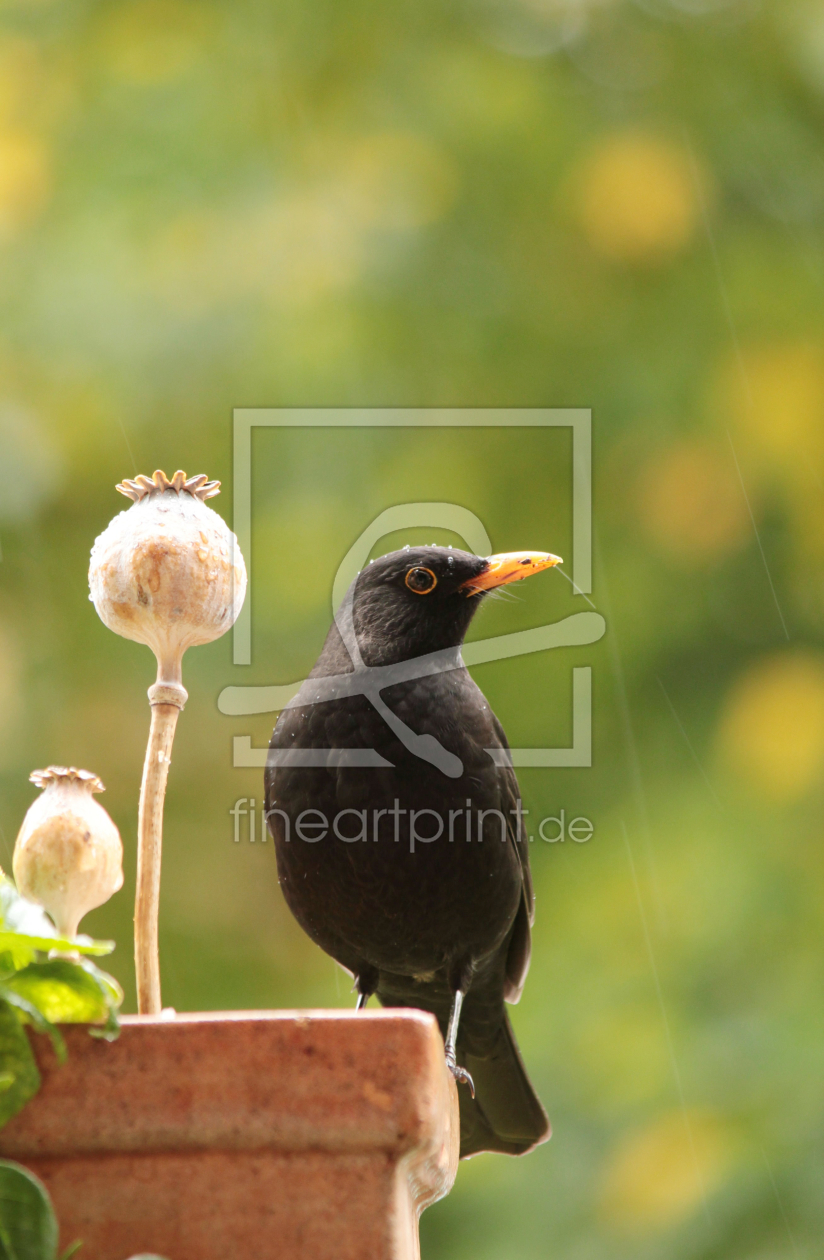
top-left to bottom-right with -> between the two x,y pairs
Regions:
446,1054 -> 475,1098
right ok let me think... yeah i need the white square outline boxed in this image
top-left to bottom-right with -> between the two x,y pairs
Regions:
228,408 -> 596,767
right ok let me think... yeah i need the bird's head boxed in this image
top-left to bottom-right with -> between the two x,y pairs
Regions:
350,545 -> 562,665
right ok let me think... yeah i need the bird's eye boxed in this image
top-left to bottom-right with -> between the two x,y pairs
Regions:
405,566 -> 437,595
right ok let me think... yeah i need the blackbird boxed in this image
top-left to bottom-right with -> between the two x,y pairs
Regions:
264,544 -> 560,1157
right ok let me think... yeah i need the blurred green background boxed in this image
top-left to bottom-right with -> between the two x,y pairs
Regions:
1,0 -> 823,1255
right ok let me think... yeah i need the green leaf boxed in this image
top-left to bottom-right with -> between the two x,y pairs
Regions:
0,935 -> 112,965
0,1002 -> 40,1131
5,963 -> 115,1028
76,961 -> 123,1013
80,963 -> 122,1042
57,1243 -> 82,1260
86,1004 -> 120,1043
0,878 -> 113,961
69,961 -> 122,1041
3,962 -> 121,1048
0,1161 -> 58,1260
0,954 -> 25,983
0,993 -> 65,1068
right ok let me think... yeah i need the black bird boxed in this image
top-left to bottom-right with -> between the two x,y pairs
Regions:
265,545 -> 561,1157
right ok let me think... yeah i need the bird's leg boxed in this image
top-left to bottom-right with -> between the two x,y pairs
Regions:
354,966 -> 378,1010
445,989 -> 475,1096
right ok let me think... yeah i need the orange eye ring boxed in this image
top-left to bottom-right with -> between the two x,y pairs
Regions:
405,566 -> 438,595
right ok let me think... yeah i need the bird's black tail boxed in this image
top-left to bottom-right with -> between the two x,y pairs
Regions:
458,1012 -> 550,1158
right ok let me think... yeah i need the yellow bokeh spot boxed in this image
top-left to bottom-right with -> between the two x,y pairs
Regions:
723,341 -> 824,469
0,38 -> 44,127
575,133 -> 701,264
636,438 -> 750,565
145,196 -> 363,311
716,652 -> 824,800
0,129 -> 49,236
600,1109 -> 734,1231
340,132 -> 459,232
98,0 -> 212,85
255,194 -> 362,301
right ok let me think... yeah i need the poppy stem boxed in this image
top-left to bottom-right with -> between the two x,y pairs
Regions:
135,681 -> 187,1014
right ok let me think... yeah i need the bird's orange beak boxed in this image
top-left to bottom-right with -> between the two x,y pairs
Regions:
460,550 -> 563,595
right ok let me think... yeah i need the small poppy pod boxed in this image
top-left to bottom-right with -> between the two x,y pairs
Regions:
13,767 -> 124,940
88,470 -> 247,689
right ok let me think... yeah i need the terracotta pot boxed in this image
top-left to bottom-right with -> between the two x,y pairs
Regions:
0,1009 -> 459,1260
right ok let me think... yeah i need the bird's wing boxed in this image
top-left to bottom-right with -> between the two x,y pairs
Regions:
491,712 -> 534,1004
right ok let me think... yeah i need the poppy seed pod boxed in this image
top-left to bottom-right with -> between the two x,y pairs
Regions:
13,767 -> 124,940
88,470 -> 247,1014
88,469 -> 247,693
